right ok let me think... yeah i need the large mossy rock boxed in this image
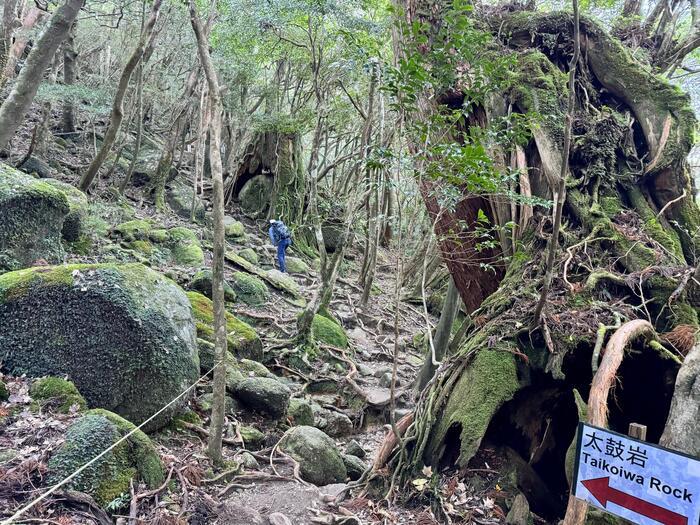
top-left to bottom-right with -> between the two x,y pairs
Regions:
238,175 -> 273,217
48,409 -> 164,506
0,263 -> 200,430
0,163 -> 69,271
43,179 -> 89,243
188,291 -> 262,360
279,426 -> 347,485
166,181 -> 205,222
311,314 -> 348,348
231,271 -> 269,305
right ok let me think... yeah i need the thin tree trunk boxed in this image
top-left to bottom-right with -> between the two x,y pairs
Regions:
0,0 -> 83,150
3,5 -> 41,81
189,0 -> 227,464
119,63 -> 144,194
0,0 -> 19,90
532,0 -> 580,326
79,0 -> 163,191
62,21 -> 77,134
415,276 -> 461,391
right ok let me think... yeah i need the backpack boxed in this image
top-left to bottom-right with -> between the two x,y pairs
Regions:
276,222 -> 291,240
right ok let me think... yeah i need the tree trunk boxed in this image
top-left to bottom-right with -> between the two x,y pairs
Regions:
382,4 -> 700,520
0,0 -> 19,90
3,6 -> 42,82
62,21 -> 77,135
660,344 -> 700,456
0,0 -> 83,150
79,0 -> 163,192
416,276 -> 461,391
189,0 -> 227,464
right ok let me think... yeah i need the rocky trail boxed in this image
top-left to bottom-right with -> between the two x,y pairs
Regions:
0,161 -> 437,524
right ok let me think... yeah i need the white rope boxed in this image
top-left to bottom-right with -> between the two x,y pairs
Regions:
1,361 -> 223,525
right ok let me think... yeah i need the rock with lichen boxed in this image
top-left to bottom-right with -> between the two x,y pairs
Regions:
311,314 -> 348,348
188,291 -> 262,360
0,263 -> 199,430
234,377 -> 291,419
231,271 -> 269,305
48,409 -> 164,507
189,269 -> 236,302
0,163 -> 70,271
279,426 -> 347,485
30,377 -> 87,413
111,220 -> 204,267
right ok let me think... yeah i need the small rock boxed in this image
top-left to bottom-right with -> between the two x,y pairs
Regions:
393,408 -> 412,421
341,453 -> 366,481
0,379 -> 8,402
279,426 -> 347,486
356,364 -> 373,377
373,366 -> 392,378
224,216 -> 246,240
190,269 -> 236,302
268,513 -> 292,525
197,393 -> 237,415
288,398 -> 314,426
506,493 -> 531,525
378,372 -> 398,388
239,426 -> 265,448
238,248 -> 259,265
234,377 -> 291,419
237,451 -> 260,470
323,410 -> 353,437
285,257 -> 309,274
345,440 -> 366,459
218,502 -> 265,524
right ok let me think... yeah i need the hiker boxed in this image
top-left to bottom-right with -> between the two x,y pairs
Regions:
269,219 -> 292,273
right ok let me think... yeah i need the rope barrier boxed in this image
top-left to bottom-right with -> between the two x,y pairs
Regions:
1,360 -> 224,525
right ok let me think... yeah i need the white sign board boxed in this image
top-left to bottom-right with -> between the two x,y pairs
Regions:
573,423 -> 700,525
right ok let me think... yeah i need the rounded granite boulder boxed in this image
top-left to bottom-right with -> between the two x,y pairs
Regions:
0,263 -> 199,430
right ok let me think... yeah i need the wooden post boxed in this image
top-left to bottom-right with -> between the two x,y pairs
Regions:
628,423 -> 647,441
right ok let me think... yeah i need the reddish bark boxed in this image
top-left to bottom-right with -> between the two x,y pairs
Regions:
420,179 -> 503,313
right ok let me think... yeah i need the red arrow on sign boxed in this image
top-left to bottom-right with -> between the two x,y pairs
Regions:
582,477 -> 688,525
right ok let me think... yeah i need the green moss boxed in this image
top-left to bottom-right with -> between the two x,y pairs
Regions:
239,425 -> 265,447
427,347 -> 520,466
224,218 -> 246,239
148,229 -> 169,243
42,179 -> 89,243
87,409 -> 164,489
190,269 -> 236,302
126,240 -> 153,256
0,380 -> 8,402
48,411 -> 163,507
188,291 -> 262,359
171,409 -> 203,430
238,248 -> 259,265
31,377 -> 87,413
0,263 -> 200,431
231,272 -> 270,306
312,314 -> 348,348
288,398 -> 314,426
0,163 -> 70,270
113,219 -> 153,242
167,227 -> 204,266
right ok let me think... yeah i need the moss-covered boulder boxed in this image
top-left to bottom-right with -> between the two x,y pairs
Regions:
48,410 -> 164,506
0,263 -> 199,430
238,248 -> 259,265
231,272 -> 269,306
238,175 -> 273,217
342,453 -> 366,481
286,257 -> 310,274
312,314 -> 348,348
189,269 -> 236,302
197,340 -> 246,390
166,182 -> 205,222
234,377 -> 291,419
224,216 -> 246,240
30,377 -> 87,413
112,221 -> 204,267
188,291 -> 262,360
43,179 -> 89,243
279,426 -> 347,485
168,227 -> 204,266
287,398 -> 314,426
239,425 -> 265,448
266,269 -> 300,295
0,164 -> 69,271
